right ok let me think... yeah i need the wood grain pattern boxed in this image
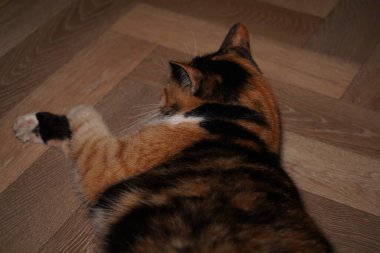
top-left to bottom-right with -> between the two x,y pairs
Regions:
259,0 -> 339,17
272,79 -> 380,159
38,207 -> 97,253
143,0 -> 322,46
0,0 -> 137,119
341,41 -> 380,111
127,46 -> 380,216
0,149 -> 78,253
0,0 -> 74,58
305,0 -> 380,63
284,131 -> 380,216
0,32 -> 155,193
303,191 -> 380,253
112,4 -> 359,99
129,46 -> 380,159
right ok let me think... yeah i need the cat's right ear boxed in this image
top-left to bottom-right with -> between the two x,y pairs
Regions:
169,61 -> 202,94
219,23 -> 251,52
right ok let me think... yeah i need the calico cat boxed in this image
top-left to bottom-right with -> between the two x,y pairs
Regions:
14,24 -> 333,253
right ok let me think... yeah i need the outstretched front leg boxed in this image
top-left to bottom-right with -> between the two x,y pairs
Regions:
14,106 -> 120,203
14,105 -> 207,204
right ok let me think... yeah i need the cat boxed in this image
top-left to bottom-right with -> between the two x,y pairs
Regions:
14,23 -> 333,253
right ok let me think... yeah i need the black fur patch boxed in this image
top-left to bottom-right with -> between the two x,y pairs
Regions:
105,204 -> 157,253
191,57 -> 251,102
200,120 -> 267,149
185,103 -> 268,127
35,112 -> 71,143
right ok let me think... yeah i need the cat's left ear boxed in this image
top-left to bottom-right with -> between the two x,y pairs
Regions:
219,23 -> 251,52
169,61 -> 202,94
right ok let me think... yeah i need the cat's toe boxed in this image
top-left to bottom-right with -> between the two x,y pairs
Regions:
13,113 -> 43,143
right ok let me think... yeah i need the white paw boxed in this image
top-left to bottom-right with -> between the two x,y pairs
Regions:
13,113 -> 43,143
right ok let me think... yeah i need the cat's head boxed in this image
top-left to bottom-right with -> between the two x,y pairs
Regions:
160,23 -> 268,116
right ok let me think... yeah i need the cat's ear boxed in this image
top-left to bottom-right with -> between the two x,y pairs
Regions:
169,61 -> 202,93
219,23 -> 250,52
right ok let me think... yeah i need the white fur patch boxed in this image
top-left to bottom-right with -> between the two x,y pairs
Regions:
13,113 -> 43,143
164,115 -> 203,125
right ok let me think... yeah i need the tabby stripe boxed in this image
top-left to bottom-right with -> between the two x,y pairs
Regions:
175,139 -> 280,167
92,166 -> 296,211
199,120 -> 267,149
105,192 -> 295,252
185,103 -> 268,127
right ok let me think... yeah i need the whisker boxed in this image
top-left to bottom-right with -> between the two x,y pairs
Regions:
132,104 -> 160,108
125,111 -> 160,132
126,110 -> 159,120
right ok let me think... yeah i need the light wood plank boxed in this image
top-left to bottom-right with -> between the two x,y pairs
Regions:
258,0 -> 338,17
341,41 -> 380,111
272,79 -> 380,159
0,0 -> 74,58
111,4 -> 359,99
284,131 -> 380,216
143,0 -> 322,46
0,0 -> 137,118
0,31 -> 155,193
305,0 -> 380,63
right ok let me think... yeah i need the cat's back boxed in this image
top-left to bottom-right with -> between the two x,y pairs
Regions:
93,140 -> 332,253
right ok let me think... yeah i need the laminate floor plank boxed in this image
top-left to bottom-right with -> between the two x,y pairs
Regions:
0,32 -> 155,193
0,0 -> 137,119
112,4 -> 358,99
258,0 -> 339,17
305,0 -> 380,63
38,207 -> 97,253
0,0 -> 74,58
0,148 -> 79,253
302,191 -> 380,253
341,41 -> 380,111
143,0 -> 322,46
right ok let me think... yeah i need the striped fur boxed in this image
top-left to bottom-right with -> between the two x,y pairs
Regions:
14,23 -> 333,252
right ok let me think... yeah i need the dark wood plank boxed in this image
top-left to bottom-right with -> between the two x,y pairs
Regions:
38,207 -> 97,253
143,0 -> 322,46
0,0 -> 74,57
0,149 -> 79,253
303,191 -> 380,253
0,0 -> 137,119
305,0 -> 380,63
341,41 -> 380,111
259,0 -> 338,17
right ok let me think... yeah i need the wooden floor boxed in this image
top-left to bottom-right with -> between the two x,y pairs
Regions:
0,0 -> 379,252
